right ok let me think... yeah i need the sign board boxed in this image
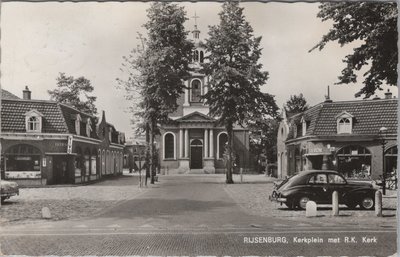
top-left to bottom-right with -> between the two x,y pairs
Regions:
67,136 -> 73,154
42,157 -> 46,167
309,148 -> 323,153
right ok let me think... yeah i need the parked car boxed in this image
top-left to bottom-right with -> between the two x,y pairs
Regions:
269,170 -> 377,210
1,180 -> 19,203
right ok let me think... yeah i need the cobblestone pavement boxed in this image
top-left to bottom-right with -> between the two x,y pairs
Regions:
0,174 -> 396,256
0,173 -> 147,225
224,180 -> 397,227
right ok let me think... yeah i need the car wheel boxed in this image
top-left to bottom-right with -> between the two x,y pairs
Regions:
360,196 -> 374,210
298,196 -> 310,210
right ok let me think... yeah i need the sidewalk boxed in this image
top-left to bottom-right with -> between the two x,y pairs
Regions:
0,173 -> 149,225
224,175 -> 397,226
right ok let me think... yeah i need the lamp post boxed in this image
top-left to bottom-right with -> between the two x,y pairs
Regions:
379,127 -> 388,195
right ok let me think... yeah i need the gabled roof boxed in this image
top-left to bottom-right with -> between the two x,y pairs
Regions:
175,111 -> 215,122
287,98 -> 398,139
2,89 -> 19,100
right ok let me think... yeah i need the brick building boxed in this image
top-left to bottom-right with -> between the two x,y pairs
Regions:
1,87 -> 125,186
277,92 -> 398,180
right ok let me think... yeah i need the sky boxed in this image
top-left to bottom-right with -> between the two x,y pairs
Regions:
2,2 -> 397,141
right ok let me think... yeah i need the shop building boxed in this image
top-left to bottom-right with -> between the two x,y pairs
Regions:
1,87 -> 125,186
277,92 -> 397,180
158,23 -> 252,175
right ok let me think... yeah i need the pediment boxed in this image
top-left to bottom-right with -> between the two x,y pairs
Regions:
176,112 -> 215,122
335,111 -> 354,119
25,109 -> 43,117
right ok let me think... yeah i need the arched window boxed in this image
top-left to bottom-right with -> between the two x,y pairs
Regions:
164,132 -> 176,159
336,145 -> 371,178
25,110 -> 43,132
191,79 -> 202,102
27,117 -> 40,131
200,51 -> 204,63
193,50 -> 199,62
338,118 -> 352,134
217,132 -> 228,159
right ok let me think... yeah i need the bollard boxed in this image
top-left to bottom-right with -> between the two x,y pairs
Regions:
375,190 -> 383,217
240,168 -> 243,183
332,191 -> 339,216
306,201 -> 317,217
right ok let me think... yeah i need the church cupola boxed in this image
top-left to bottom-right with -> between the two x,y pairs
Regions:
192,25 -> 200,40
191,12 -> 200,41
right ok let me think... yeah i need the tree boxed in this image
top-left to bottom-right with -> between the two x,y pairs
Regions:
48,73 -> 97,116
204,2 -> 278,184
310,2 -> 397,98
249,117 -> 280,173
284,93 -> 309,117
118,3 -> 193,184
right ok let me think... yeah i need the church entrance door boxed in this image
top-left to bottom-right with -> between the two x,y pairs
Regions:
190,139 -> 203,169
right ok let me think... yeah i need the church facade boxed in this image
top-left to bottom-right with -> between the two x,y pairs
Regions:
158,24 -> 252,175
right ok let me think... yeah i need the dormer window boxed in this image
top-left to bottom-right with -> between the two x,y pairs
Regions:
74,114 -> 82,135
86,118 -> 92,138
336,111 -> 354,134
25,110 -> 43,132
301,117 -> 307,136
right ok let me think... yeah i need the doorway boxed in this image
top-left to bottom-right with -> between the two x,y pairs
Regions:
53,156 -> 69,184
190,139 -> 203,169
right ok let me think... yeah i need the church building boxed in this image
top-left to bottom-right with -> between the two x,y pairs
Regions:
158,21 -> 251,175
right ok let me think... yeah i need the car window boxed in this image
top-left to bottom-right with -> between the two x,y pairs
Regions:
328,174 -> 346,184
309,174 -> 327,184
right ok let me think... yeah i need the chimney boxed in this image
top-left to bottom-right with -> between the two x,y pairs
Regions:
324,85 -> 333,103
385,89 -> 392,99
373,95 -> 381,100
23,86 -> 31,100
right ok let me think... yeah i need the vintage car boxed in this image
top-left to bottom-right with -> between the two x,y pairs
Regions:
269,170 -> 377,210
1,180 -> 19,203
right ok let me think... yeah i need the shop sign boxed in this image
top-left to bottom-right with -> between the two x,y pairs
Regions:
351,150 -> 358,155
42,157 -> 47,167
67,136 -> 73,154
15,156 -> 32,161
309,148 -> 323,153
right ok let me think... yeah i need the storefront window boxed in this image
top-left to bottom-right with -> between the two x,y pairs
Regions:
75,147 -> 82,177
385,146 -> 397,179
84,155 -> 90,175
4,144 -> 41,179
336,145 -> 371,179
91,156 -> 96,175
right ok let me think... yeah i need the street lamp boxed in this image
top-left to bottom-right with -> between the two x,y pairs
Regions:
379,127 -> 388,195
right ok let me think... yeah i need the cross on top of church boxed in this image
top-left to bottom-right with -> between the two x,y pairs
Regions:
192,12 -> 200,26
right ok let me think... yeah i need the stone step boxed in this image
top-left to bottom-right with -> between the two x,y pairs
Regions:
188,169 -> 205,174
